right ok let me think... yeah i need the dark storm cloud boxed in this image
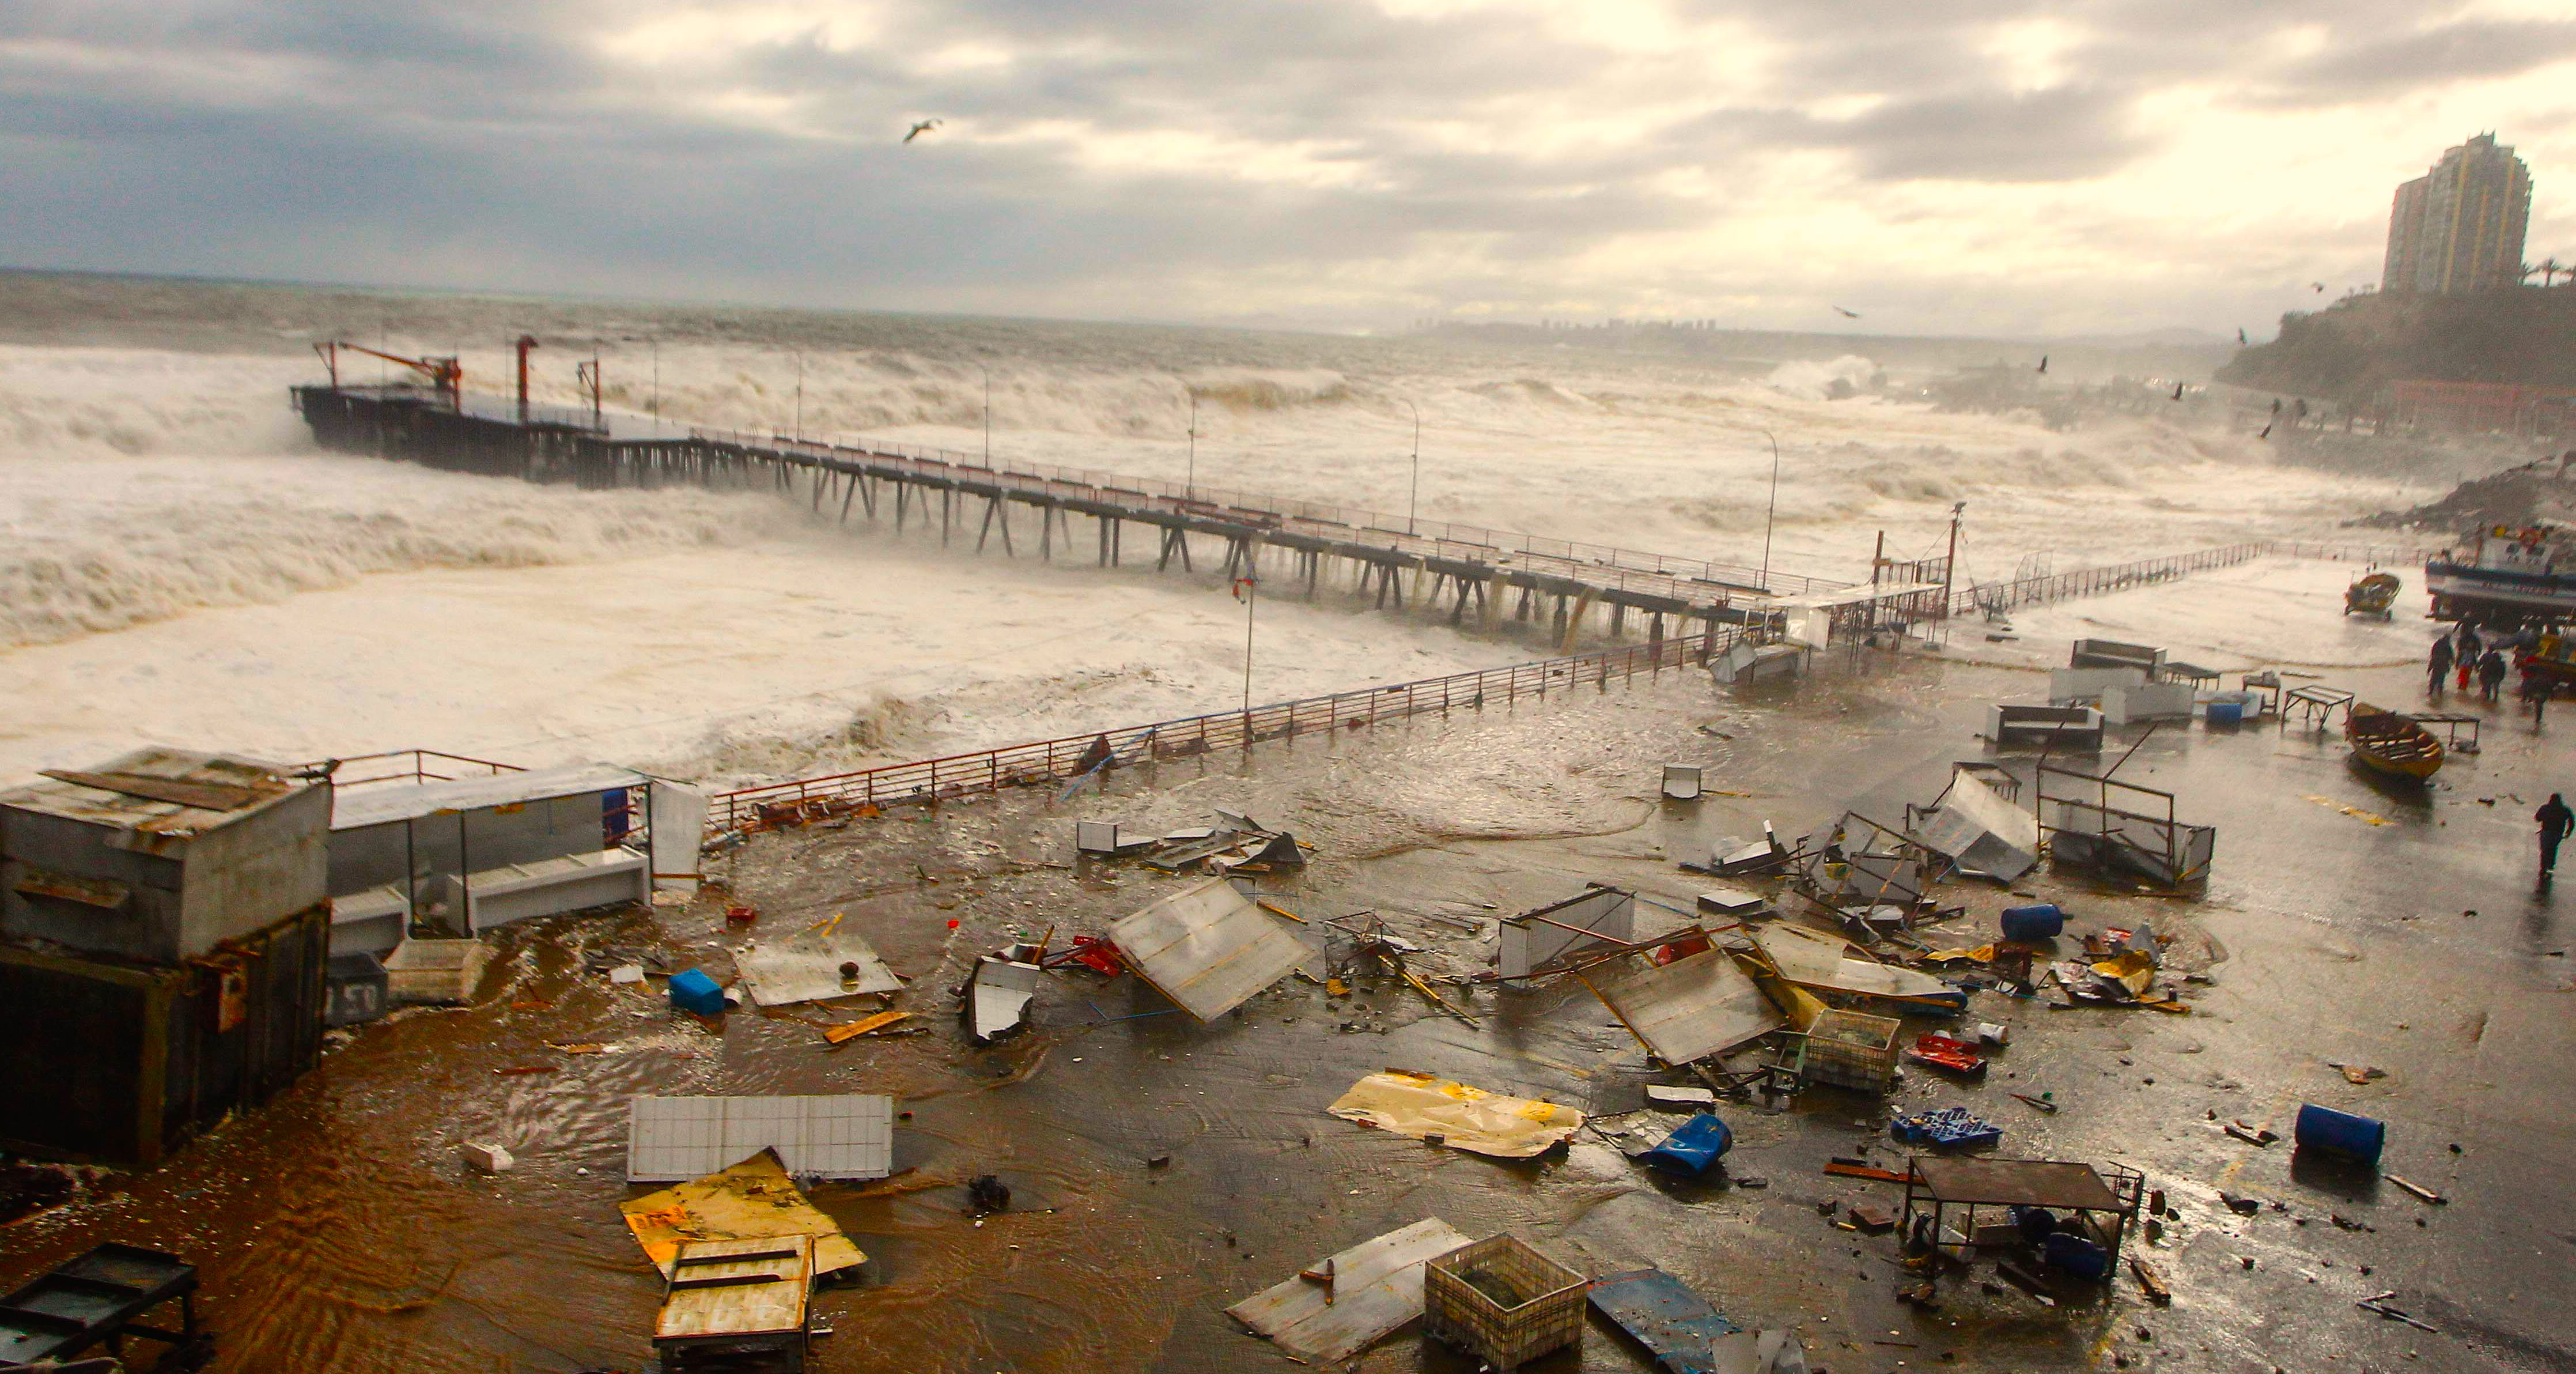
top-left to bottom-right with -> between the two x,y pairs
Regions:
0,0 -> 2568,326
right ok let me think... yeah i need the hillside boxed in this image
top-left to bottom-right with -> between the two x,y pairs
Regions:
2219,288 -> 2576,403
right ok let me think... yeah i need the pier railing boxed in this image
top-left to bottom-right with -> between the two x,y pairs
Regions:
706,626 -> 1747,834
1947,538 -> 2436,618
690,425 -> 1847,599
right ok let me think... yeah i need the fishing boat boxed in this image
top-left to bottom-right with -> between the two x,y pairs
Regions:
2343,571 -> 2399,618
2346,703 -> 2445,780
2426,524 -> 2576,625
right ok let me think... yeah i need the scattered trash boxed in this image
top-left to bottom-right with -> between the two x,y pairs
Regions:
626,1094 -> 895,1182
1745,920 -> 1967,1012
965,1175 -> 1012,1216
2220,1192 -> 2263,1216
1847,1202 -> 1897,1233
2128,1256 -> 2172,1305
2332,1062 -> 2388,1085
2382,1174 -> 2448,1205
667,968 -> 726,1017
1696,885 -> 1768,919
1794,1009 -> 1901,1094
608,963 -> 646,986
1907,765 -> 2040,883
1644,1085 -> 1718,1110
2224,1120 -> 2279,1147
1974,1022 -> 2010,1047
2358,1292 -> 2439,1333
1904,1034 -> 1988,1077
1890,1107 -> 2002,1149
1498,886 -> 1636,978
2010,1091 -> 2058,1114
2294,1103 -> 2386,1166
1639,1113 -> 1733,1176
1586,1269 -> 1815,1374
1225,1217 -> 1470,1365
1662,764 -> 1705,801
1327,1070 -> 1584,1159
619,1148 -> 868,1279
1424,1235 -> 1590,1372
1824,1162 -> 1916,1184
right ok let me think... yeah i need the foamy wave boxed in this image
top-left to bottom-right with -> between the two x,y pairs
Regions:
0,455 -> 800,650
1763,354 -> 1879,401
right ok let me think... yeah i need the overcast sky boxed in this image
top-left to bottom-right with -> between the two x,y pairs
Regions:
4,1 -> 2573,337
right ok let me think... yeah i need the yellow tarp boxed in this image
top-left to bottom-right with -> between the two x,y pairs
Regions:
620,1148 -> 867,1278
2091,950 -> 2158,997
1326,1070 -> 1583,1158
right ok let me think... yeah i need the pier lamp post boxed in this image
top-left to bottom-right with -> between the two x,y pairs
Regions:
980,362 -> 992,465
1406,401 -> 1421,535
1758,429 -> 1782,592
1186,390 -> 1198,501
1236,575 -> 1259,714
793,351 -> 805,442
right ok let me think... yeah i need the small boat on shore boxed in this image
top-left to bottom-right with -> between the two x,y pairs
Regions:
2347,704 -> 2445,780
2343,572 -> 2399,618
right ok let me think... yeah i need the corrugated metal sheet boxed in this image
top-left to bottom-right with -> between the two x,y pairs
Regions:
330,762 -> 645,831
626,1094 -> 895,1182
3,748 -> 302,839
1579,945 -> 1783,1065
1106,877 -> 1317,1022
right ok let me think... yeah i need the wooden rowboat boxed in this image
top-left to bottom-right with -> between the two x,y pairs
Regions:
2347,703 -> 2444,780
2343,572 -> 2400,618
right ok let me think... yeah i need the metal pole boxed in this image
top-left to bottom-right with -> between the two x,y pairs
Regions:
1758,429 -> 1781,591
1945,501 -> 1964,619
650,338 -> 660,436
1242,576 -> 1258,713
1186,390 -> 1197,500
795,352 -> 804,442
981,362 -> 992,465
1406,400 -> 1421,535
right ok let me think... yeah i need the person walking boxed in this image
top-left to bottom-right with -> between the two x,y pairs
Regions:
2457,623 -> 2482,690
2537,794 -> 2573,876
2428,634 -> 2454,694
2479,648 -> 2509,702
2524,669 -> 2551,724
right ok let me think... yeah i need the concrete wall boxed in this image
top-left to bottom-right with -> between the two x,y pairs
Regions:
1,808 -> 189,962
177,784 -> 330,960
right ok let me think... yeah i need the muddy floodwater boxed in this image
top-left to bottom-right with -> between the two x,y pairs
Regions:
9,626 -> 2576,1374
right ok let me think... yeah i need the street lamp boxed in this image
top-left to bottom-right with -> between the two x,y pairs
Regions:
1405,400 -> 1421,535
1186,389 -> 1198,500
980,361 -> 992,465
1758,429 -> 1782,592
793,351 -> 804,441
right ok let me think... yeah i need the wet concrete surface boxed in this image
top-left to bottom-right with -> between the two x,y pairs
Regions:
7,644 -> 2575,1374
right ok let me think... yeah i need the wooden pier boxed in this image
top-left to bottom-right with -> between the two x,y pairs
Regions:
293,384 -> 1853,642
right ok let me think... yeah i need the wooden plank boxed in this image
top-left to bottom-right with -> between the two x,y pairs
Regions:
1225,1217 -> 1470,1364
655,1236 -> 810,1341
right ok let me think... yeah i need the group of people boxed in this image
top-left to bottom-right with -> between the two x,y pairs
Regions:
2425,621 -> 2514,701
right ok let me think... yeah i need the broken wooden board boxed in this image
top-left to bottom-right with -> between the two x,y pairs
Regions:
822,1010 -> 911,1044
655,1235 -> 811,1345
619,1149 -> 867,1279
1224,1217 -> 1471,1365
1326,1070 -> 1583,1158
734,921 -> 903,1006
1578,942 -> 1784,1065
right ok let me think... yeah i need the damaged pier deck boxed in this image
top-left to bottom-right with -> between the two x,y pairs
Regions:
293,384 -> 1851,637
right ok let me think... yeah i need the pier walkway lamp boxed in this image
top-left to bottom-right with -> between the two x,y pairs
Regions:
1758,429 -> 1781,592
1406,400 -> 1422,535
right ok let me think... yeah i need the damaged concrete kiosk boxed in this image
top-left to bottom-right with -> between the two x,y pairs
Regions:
0,749 -> 332,1165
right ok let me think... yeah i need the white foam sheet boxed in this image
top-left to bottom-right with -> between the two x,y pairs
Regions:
735,924 -> 903,1006
1225,1217 -> 1471,1364
626,1094 -> 895,1182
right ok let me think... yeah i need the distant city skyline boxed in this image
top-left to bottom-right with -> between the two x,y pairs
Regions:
2383,133 -> 2534,295
2,3 -> 2574,337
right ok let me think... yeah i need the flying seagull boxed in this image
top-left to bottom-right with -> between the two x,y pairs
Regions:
2312,281 -> 2327,293
1832,305 -> 1861,319
2036,355 -> 2048,374
2237,327 -> 2248,345
2258,422 -> 2273,440
2170,382 -> 2187,401
903,119 -> 942,144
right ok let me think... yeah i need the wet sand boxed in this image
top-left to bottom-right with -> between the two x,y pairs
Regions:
7,605 -> 2575,1374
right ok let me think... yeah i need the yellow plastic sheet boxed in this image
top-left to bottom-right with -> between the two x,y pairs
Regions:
2091,950 -> 2158,997
1326,1070 -> 1583,1158
620,1148 -> 868,1278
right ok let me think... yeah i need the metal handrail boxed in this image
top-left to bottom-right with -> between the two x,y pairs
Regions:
706,626 -> 1753,833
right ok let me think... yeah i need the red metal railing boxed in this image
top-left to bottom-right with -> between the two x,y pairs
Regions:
708,627 -> 1749,834
317,748 -> 525,790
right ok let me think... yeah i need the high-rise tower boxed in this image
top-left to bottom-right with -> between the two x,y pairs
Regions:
2383,134 -> 2532,295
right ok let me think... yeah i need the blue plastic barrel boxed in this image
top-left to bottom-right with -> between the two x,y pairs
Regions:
1640,1113 -> 1733,1175
2294,1103 -> 2385,1165
2000,904 -> 2066,942
2042,1230 -> 2110,1281
669,968 -> 726,1017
